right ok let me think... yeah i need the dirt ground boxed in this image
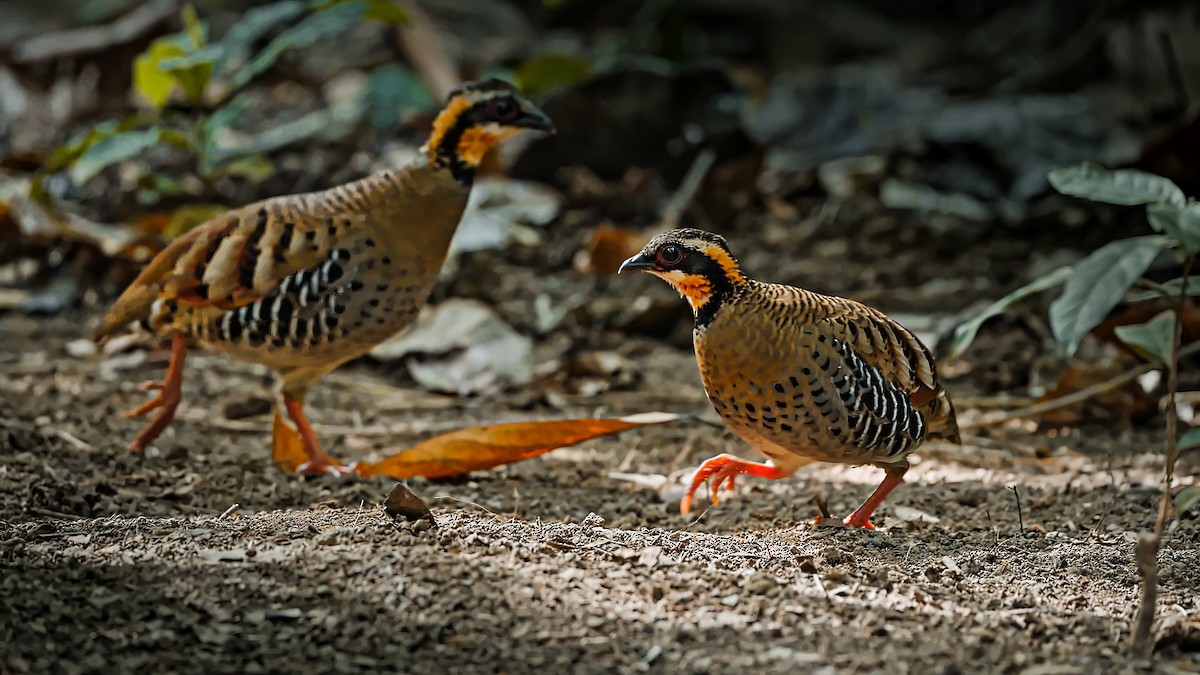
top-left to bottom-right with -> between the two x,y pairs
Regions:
2,198 -> 1200,674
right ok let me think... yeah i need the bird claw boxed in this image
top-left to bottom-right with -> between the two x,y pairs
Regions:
842,514 -> 878,530
680,454 -> 743,515
125,381 -> 173,419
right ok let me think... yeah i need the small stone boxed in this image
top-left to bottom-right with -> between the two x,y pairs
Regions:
581,512 -> 605,527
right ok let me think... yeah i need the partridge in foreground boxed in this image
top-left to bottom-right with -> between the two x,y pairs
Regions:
619,229 -> 960,528
93,80 -> 553,475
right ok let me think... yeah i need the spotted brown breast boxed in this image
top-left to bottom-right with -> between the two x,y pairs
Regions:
695,281 -> 959,474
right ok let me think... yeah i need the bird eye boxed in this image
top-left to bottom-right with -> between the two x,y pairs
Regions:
657,244 -> 685,266
487,97 -> 518,122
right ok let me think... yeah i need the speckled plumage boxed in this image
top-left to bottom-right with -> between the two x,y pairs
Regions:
95,79 -> 553,473
620,229 -> 959,528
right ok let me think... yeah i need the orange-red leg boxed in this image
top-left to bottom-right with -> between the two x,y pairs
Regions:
125,333 -> 188,451
680,453 -> 787,515
843,468 -> 907,530
279,394 -> 350,477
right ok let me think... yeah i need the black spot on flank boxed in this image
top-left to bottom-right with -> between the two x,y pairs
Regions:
193,284 -> 209,300
745,403 -> 756,413
256,301 -> 271,321
247,332 -> 265,348
746,416 -> 758,424
292,318 -> 308,338
334,304 -> 346,315
790,376 -> 800,388
847,323 -> 858,337
376,317 -> 387,325
276,299 -> 294,324
368,299 -> 380,308
801,367 -> 812,376
305,230 -> 316,241
376,283 -> 389,292
840,390 -> 853,403
166,300 -> 178,312
347,280 -> 364,292
774,383 -> 785,394
343,219 -> 352,227
776,400 -> 787,408
271,335 -> 286,348
324,315 -> 338,329
830,427 -> 842,437
381,256 -> 392,266
780,423 -> 793,432
364,238 -> 375,248
818,334 -> 826,342
763,416 -> 776,425
325,263 -> 344,283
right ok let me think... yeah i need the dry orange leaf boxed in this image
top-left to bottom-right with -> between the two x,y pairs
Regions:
355,412 -> 686,480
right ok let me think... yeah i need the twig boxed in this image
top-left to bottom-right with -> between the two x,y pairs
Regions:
1008,485 -> 1024,534
1132,254 -> 1194,659
392,0 -> 459,101
1131,533 -> 1160,658
659,148 -> 718,230
986,506 -> 999,545
217,503 -> 240,519
28,507 -> 83,521
963,340 -> 1200,430
13,0 -> 178,63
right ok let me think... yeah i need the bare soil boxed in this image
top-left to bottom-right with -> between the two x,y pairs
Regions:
3,202 -> 1200,674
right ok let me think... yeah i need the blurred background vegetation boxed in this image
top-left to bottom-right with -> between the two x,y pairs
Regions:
1,0 -> 1198,414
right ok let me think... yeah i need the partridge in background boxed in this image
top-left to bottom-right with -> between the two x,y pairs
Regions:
619,229 -> 959,528
93,79 -> 553,475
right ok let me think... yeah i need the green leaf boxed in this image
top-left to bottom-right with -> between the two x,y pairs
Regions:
163,1 -> 306,75
69,129 -> 162,185
214,155 -> 276,182
365,63 -> 433,131
315,0 -> 407,23
181,3 -> 207,47
514,53 -> 592,96
1048,162 -> 1186,207
233,2 -> 366,88
1127,276 -> 1200,302
1049,235 -> 1171,356
1113,310 -> 1176,363
134,38 -> 190,109
1176,485 -> 1200,516
1180,429 -> 1200,453
947,266 -> 1073,360
1178,203 -> 1200,254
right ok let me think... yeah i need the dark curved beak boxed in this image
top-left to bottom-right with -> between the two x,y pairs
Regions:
517,106 -> 555,134
618,252 -> 656,275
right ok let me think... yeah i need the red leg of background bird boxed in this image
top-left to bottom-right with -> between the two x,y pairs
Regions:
126,333 -> 188,451
282,395 -> 351,476
679,453 -> 787,515
843,469 -> 906,530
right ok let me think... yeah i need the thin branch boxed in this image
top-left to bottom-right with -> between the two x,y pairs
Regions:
963,340 -> 1200,430
392,0 -> 459,101
1131,253 -> 1194,659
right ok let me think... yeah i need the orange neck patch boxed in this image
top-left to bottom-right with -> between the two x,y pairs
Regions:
422,96 -> 519,169
654,271 -> 714,311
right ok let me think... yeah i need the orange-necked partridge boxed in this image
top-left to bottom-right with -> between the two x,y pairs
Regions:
93,79 -> 553,475
619,229 -> 959,528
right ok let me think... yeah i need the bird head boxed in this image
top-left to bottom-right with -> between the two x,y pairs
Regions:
422,79 -> 554,184
618,228 -> 748,315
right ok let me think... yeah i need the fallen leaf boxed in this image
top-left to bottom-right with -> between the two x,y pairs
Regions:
449,177 -> 561,256
370,299 -> 533,395
383,483 -> 435,525
574,223 -> 645,277
356,412 -> 687,480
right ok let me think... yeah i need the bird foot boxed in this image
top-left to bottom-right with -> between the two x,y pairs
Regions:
842,513 -> 878,530
680,453 -> 785,515
124,381 -> 171,418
